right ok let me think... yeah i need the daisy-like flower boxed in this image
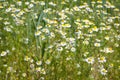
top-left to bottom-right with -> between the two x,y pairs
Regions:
7,67 -> 13,73
24,56 -> 30,61
109,63 -> 114,68
104,47 -> 114,53
41,68 -> 46,74
35,31 -> 41,36
40,1 -> 45,6
36,67 -> 41,72
92,26 -> 99,32
71,47 -> 76,52
57,47 -> 63,51
85,57 -> 94,64
62,23 -> 71,28
98,56 -> 106,63
1,51 -> 7,57
28,3 -> 34,8
83,40 -> 89,45
105,36 -> 110,40
36,61 -> 42,66
94,42 -> 101,47
100,68 -> 107,75
45,59 -> 51,65
22,73 -> 27,77
37,25 -> 42,30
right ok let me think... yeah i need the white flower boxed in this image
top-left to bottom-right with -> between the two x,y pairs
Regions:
57,47 -> 63,51
98,56 -> 106,63
100,68 -> 107,75
1,51 -> 7,56
66,57 -> 71,61
104,47 -> 114,53
35,31 -> 41,36
36,61 -> 42,65
7,67 -> 13,73
36,67 -> 41,72
45,60 -> 51,65
41,68 -> 46,74
105,36 -> 110,40
37,26 -> 42,30
76,64 -> 80,68
94,43 -> 100,47
25,2 -> 29,5
28,4 -> 34,8
22,73 -> 27,77
24,56 -> 30,61
40,1 -> 45,6
83,40 -> 89,45
77,71 -> 81,75
71,47 -> 76,52
92,26 -> 99,32
85,57 -> 94,64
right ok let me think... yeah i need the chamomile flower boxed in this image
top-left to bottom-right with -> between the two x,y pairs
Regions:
100,68 -> 107,75
36,61 -> 42,66
94,43 -> 101,47
85,57 -> 94,64
36,67 -> 41,72
22,73 -> 27,77
35,31 -> 41,36
45,60 -> 51,65
98,56 -> 106,63
1,51 -> 7,57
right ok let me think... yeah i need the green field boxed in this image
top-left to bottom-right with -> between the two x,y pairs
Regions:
0,0 -> 120,80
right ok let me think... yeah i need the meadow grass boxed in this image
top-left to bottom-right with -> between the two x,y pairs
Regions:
0,0 -> 120,80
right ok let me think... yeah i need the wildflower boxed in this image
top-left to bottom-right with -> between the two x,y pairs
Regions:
24,56 -> 30,61
25,2 -> 29,5
37,25 -> 42,30
45,60 -> 51,65
17,1 -> 22,6
50,32 -> 55,38
83,52 -> 89,57
114,43 -> 119,47
76,64 -> 80,68
40,77 -> 45,80
98,56 -> 106,63
94,43 -> 100,47
36,61 -> 42,66
49,2 -> 56,6
28,4 -> 34,8
104,47 -> 114,53
35,31 -> 41,36
62,23 -> 71,28
73,6 -> 80,11
85,57 -> 94,64
105,36 -> 110,40
22,73 -> 27,77
109,63 -> 114,68
0,5 -> 3,8
100,68 -> 107,75
36,67 -> 41,72
30,64 -> 35,69
40,1 -> 45,6
92,26 -> 99,32
83,40 -> 89,45
7,67 -> 13,73
1,51 -> 7,57
57,47 -> 63,51
60,42 -> 67,46
77,71 -> 81,75
41,68 -> 46,74
66,57 -> 71,61
71,47 -> 76,52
